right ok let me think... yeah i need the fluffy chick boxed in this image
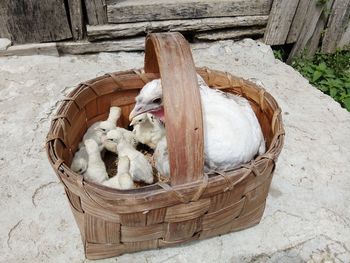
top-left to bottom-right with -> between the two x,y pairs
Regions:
97,106 -> 122,134
71,107 -> 122,173
70,146 -> 88,174
84,139 -> 109,183
103,156 -> 134,189
103,129 -> 153,184
131,113 -> 165,149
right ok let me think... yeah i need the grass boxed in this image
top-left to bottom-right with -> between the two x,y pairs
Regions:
273,47 -> 350,112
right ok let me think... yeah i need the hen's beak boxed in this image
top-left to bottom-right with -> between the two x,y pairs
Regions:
129,103 -> 154,121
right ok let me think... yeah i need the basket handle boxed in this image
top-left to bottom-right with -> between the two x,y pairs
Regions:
144,33 -> 204,186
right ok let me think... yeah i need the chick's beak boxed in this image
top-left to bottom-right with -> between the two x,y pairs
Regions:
129,118 -> 137,126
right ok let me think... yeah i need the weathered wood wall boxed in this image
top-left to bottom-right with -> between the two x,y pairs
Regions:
264,0 -> 350,61
321,0 -> 350,53
86,0 -> 272,42
106,0 -> 272,23
0,0 -> 72,44
0,0 -> 349,57
84,0 -> 108,25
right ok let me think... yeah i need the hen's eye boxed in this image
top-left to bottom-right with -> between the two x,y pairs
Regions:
152,98 -> 162,104
101,128 -> 106,132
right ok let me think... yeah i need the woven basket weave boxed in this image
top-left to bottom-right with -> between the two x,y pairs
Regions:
46,33 -> 284,260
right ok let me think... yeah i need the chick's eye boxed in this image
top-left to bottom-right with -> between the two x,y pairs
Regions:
101,128 -> 106,132
152,98 -> 162,104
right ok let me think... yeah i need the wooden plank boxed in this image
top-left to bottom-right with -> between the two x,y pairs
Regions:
56,38 -> 145,54
195,27 -> 266,41
0,43 -> 59,57
87,16 -> 269,41
287,0 -> 333,63
305,8 -> 332,57
68,0 -> 84,40
321,0 -> 350,53
0,38 -> 145,57
286,0 -> 312,43
85,0 -> 108,25
106,0 -> 273,23
338,21 -> 350,49
0,0 -> 72,44
0,4 -> 11,39
263,0 -> 300,45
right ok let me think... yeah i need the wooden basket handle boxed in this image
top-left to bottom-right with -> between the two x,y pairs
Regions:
144,33 -> 204,186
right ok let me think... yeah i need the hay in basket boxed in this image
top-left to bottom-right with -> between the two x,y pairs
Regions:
46,32 -> 284,260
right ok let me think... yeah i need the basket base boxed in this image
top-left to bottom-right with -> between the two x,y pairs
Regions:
84,202 -> 266,260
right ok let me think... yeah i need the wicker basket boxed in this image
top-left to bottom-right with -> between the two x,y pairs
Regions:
46,32 -> 284,260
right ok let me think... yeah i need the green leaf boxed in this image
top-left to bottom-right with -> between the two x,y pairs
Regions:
343,97 -> 350,111
313,71 -> 323,82
318,62 -> 327,71
318,84 -> 329,92
330,88 -> 338,98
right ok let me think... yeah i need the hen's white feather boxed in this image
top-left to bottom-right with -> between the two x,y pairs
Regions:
154,136 -> 170,177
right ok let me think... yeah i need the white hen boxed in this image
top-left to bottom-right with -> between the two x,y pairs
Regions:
130,113 -> 165,149
153,136 -> 170,177
129,75 -> 265,172
103,156 -> 135,189
84,139 -> 109,183
103,129 -> 154,184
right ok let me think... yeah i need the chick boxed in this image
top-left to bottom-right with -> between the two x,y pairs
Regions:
116,127 -> 138,148
70,146 -> 88,174
103,156 -> 134,189
96,106 -> 122,135
103,129 -> 154,184
154,136 -> 170,178
83,139 -> 109,184
71,107 -> 122,173
131,113 -> 165,149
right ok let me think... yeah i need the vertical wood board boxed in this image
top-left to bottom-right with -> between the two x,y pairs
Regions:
321,0 -> 350,53
263,0 -> 300,45
68,0 -> 85,40
85,0 -> 108,25
0,0 -> 72,44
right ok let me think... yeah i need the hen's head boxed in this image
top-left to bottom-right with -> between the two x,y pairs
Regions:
129,79 -> 164,122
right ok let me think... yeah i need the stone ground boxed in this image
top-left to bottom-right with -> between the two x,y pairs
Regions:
0,39 -> 349,263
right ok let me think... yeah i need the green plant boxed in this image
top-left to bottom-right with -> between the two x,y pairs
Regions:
272,46 -> 289,62
292,49 -> 350,111
273,49 -> 284,61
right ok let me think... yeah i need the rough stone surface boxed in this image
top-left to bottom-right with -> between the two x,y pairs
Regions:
0,38 -> 11,50
0,39 -> 349,263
